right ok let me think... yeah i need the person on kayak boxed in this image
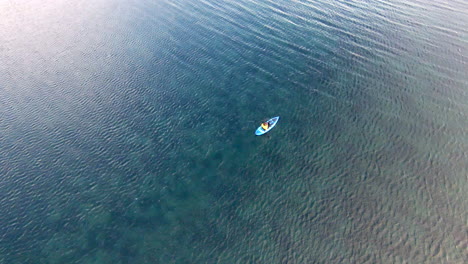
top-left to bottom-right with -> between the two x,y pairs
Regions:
261,122 -> 269,130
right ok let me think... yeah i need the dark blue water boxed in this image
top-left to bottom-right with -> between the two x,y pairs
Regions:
1,0 -> 467,263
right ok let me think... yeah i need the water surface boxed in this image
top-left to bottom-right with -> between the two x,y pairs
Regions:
1,0 -> 467,263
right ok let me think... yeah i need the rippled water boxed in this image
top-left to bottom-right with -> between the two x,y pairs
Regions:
1,0 -> 467,263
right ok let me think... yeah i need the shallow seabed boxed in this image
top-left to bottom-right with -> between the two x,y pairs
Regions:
0,0 -> 467,263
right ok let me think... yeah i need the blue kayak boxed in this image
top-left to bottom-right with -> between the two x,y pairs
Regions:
255,116 -> 280,136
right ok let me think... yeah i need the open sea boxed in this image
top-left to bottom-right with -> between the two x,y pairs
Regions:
1,0 -> 467,263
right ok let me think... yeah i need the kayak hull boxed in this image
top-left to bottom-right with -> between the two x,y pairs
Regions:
255,116 -> 280,136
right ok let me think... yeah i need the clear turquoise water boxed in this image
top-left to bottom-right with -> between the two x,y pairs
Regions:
0,0 -> 467,263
